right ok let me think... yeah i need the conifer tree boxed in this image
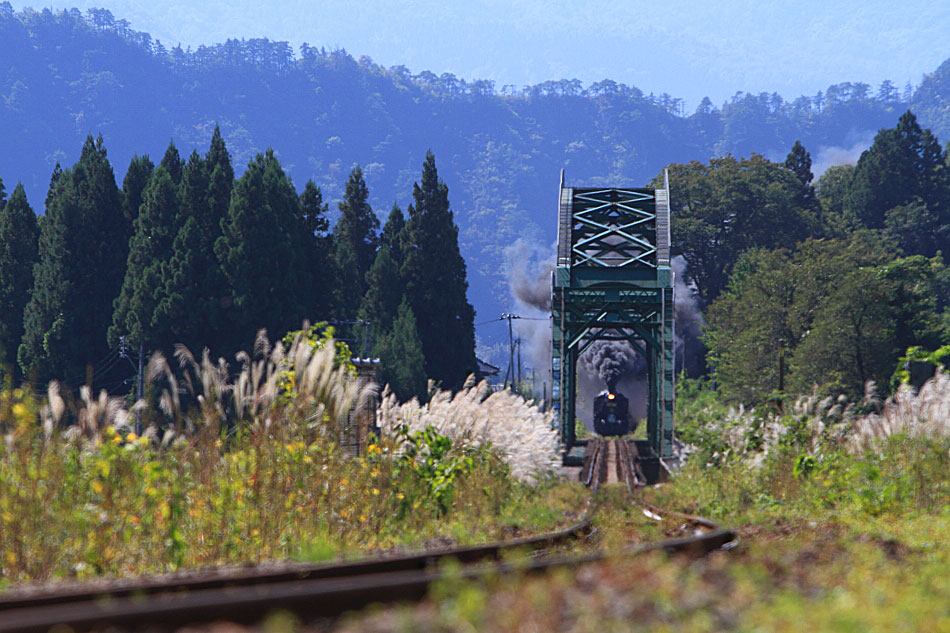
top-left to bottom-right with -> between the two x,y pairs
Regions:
299,179 -> 330,238
206,125 -> 235,236
109,166 -> 180,350
358,203 -> 409,341
374,298 -> 427,402
847,111 -> 947,231
206,125 -> 234,185
19,136 -> 127,385
45,164 -> 61,209
159,141 -> 183,185
784,140 -> 814,185
298,180 -> 334,318
380,202 -> 406,263
401,151 -> 476,390
359,246 -> 403,331
155,149 -> 224,352
215,150 -> 308,350
331,166 -> 379,317
784,140 -> 821,226
205,127 -> 235,236
121,154 -> 154,226
0,183 -> 39,380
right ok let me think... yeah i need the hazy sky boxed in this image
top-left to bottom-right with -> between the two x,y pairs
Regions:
10,0 -> 950,107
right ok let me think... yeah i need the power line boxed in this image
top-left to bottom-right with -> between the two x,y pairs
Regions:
476,315 -> 547,327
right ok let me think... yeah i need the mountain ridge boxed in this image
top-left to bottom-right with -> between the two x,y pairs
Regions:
3,4 -> 950,354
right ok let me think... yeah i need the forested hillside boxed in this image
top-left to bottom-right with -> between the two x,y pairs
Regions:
4,5 -> 950,338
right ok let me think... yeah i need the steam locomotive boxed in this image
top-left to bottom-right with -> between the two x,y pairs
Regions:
593,389 -> 631,436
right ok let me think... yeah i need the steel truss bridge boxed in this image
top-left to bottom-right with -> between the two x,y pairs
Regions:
551,171 -> 675,478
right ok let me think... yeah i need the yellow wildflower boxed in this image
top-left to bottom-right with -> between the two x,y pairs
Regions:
12,402 -> 30,421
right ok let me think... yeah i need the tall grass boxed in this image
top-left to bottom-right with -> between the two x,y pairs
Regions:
378,379 -> 560,483
0,332 -> 579,584
850,371 -> 950,450
660,372 -> 950,523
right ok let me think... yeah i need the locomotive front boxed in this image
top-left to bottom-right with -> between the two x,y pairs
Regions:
592,389 -> 630,436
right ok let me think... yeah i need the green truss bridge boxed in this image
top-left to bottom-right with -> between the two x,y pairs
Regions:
551,171 -> 675,481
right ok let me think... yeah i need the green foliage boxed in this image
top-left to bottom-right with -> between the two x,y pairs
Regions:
214,149 -> 309,352
380,202 -> 406,260
297,180 -> 334,319
158,140 -> 183,185
784,139 -> 814,185
331,166 -> 379,318
280,322 -> 354,372
793,453 -> 815,478
120,154 -> 154,226
373,299 -> 427,402
394,424 -> 490,515
706,234 -> 949,403
359,246 -> 403,332
846,111 -> 949,239
401,151 -> 477,390
0,183 -> 38,381
652,153 -> 821,307
109,165 -> 181,350
883,197 -> 949,257
18,135 -> 128,385
816,164 -> 857,235
891,345 -> 950,391
673,377 -> 734,463
156,135 -> 229,354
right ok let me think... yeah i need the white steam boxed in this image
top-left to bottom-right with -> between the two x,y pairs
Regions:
811,130 -> 875,178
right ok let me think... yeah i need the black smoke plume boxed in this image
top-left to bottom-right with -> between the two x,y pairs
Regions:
581,339 -> 636,390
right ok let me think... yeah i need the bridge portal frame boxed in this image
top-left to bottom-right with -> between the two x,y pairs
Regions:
551,171 -> 675,465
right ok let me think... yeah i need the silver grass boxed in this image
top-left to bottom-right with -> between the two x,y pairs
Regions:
53,331 -> 367,442
379,379 -> 560,483
850,371 -> 950,451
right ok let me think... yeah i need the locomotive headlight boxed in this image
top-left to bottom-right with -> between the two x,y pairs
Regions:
607,393 -> 615,400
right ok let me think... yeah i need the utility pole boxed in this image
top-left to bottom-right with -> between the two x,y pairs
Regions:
777,338 -> 786,414
778,338 -> 786,393
501,313 -> 521,389
516,337 -> 522,387
361,320 -> 371,358
136,342 -> 144,434
119,336 -> 145,434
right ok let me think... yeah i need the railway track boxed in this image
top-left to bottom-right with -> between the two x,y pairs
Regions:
581,437 -> 733,541
0,439 -> 735,632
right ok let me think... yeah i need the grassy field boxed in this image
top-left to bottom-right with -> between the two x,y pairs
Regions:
2,335 -> 948,631
0,332 -> 581,585
332,378 -> 950,633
